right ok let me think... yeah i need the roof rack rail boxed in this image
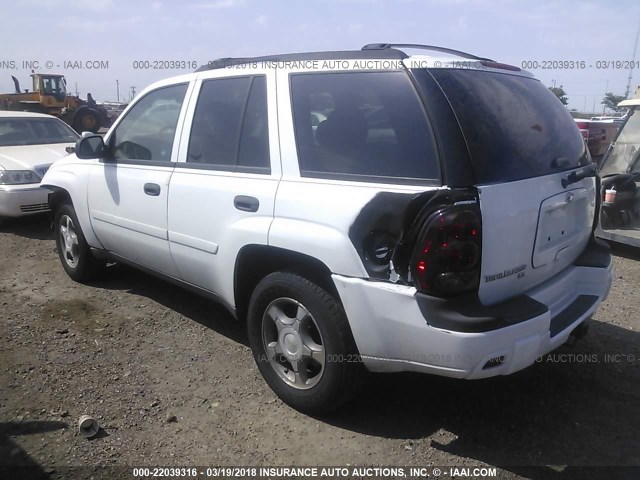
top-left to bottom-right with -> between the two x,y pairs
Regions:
361,43 -> 494,62
195,49 -> 408,72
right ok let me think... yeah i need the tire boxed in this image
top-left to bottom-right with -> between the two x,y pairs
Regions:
247,272 -> 365,414
54,203 -> 104,282
73,108 -> 101,133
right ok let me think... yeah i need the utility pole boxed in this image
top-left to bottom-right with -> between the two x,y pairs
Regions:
75,82 -> 79,97
552,79 -> 556,88
130,85 -> 136,101
116,79 -> 119,102
625,22 -> 640,98
603,79 -> 609,114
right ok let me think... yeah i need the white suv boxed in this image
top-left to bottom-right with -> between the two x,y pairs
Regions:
42,44 -> 613,413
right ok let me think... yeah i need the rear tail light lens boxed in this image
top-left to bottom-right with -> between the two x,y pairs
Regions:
575,122 -> 590,141
411,206 -> 482,296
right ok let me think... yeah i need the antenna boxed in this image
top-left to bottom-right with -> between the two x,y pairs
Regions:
624,22 -> 640,99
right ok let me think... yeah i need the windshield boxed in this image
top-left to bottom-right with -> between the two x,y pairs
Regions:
424,69 -> 589,184
0,117 -> 80,147
599,108 -> 640,176
41,76 -> 66,96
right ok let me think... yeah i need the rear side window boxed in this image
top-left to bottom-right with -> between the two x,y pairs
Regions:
427,69 -> 588,184
187,76 -> 270,172
290,72 -> 439,183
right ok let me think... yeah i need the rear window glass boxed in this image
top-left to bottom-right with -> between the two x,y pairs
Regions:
427,69 -> 589,184
0,118 -> 79,146
290,71 -> 439,183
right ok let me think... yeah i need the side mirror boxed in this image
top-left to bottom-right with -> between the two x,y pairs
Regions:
75,134 -> 106,159
81,131 -> 94,138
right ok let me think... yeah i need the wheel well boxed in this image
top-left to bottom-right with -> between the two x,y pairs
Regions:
47,187 -> 72,212
234,245 -> 339,321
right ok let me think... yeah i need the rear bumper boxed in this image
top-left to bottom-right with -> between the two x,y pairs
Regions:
0,184 -> 50,217
334,240 -> 612,379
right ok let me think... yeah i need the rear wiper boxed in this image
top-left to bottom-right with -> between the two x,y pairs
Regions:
562,163 -> 597,188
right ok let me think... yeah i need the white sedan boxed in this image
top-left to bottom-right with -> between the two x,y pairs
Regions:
0,111 -> 79,219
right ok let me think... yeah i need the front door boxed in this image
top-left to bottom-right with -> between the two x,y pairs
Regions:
87,82 -> 191,277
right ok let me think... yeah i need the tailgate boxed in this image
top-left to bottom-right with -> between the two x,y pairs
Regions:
424,68 -> 595,305
478,171 -> 595,305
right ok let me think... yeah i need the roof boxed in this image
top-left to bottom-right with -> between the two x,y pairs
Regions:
619,85 -> 640,106
618,98 -> 640,107
0,111 -> 58,118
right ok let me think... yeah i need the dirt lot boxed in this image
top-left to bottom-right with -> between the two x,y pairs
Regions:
1,215 -> 639,480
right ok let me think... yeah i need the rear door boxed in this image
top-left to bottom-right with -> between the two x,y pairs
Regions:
167,70 -> 280,304
427,68 -> 595,305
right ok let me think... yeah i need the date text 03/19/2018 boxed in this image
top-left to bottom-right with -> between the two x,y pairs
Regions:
521,60 -> 640,70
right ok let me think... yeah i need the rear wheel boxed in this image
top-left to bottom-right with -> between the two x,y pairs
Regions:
247,272 -> 365,414
54,203 -> 104,282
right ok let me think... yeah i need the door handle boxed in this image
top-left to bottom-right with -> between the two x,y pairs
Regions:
234,195 -> 259,212
144,183 -> 161,196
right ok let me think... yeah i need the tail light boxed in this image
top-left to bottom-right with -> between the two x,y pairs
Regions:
575,121 -> 590,141
411,205 -> 482,296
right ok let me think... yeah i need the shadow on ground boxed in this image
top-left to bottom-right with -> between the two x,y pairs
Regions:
0,214 -> 52,241
0,421 -> 66,479
89,263 -> 248,347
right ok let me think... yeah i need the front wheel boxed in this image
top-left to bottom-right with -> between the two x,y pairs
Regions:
73,108 -> 101,133
54,203 -> 104,282
247,272 -> 365,414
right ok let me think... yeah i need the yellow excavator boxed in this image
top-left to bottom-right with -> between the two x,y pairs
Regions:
0,73 -> 109,133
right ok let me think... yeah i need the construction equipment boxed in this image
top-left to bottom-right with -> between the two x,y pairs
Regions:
0,73 -> 109,133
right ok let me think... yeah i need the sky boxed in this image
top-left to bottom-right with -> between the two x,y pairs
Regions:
2,0 -> 640,112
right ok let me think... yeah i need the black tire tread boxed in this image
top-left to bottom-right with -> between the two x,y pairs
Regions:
54,203 -> 104,282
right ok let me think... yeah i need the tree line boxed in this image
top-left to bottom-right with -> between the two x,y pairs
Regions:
548,85 -> 626,112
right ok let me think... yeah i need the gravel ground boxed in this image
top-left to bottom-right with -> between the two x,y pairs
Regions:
1,215 -> 639,480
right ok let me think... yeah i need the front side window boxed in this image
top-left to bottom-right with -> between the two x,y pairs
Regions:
110,83 -> 188,162
290,71 -> 439,182
187,76 -> 270,171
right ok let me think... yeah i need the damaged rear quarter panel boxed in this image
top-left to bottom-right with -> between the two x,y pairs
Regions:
270,178 -> 465,281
